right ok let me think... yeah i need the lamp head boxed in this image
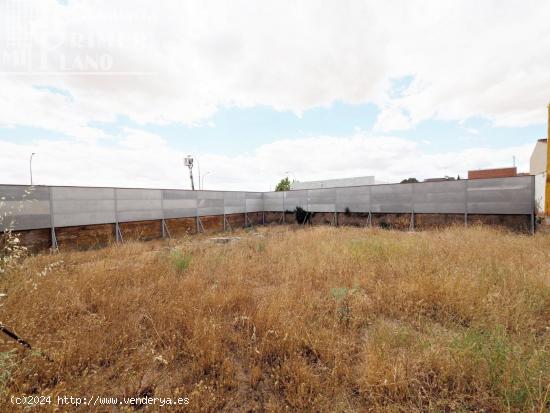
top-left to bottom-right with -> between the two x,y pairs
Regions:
184,155 -> 194,168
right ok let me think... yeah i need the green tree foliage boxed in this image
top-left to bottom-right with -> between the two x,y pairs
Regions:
275,177 -> 291,192
400,177 -> 419,184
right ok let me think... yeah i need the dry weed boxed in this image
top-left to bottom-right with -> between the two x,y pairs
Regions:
0,225 -> 549,412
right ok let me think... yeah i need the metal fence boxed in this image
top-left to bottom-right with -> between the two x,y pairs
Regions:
0,186 -> 268,231
0,176 -> 535,232
264,176 -> 534,216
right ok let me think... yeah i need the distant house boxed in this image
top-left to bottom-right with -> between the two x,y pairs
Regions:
468,167 -> 517,180
290,176 -> 385,190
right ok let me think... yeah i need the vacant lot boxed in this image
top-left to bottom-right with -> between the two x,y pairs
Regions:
1,226 -> 549,412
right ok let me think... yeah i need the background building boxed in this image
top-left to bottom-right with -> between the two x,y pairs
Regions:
530,139 -> 547,175
531,138 -> 547,215
290,176 -> 383,190
468,167 -> 518,180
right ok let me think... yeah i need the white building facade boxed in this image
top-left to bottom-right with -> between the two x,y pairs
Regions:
290,176 -> 385,190
530,139 -> 547,215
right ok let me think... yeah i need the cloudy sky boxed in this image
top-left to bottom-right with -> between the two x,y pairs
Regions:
0,0 -> 549,191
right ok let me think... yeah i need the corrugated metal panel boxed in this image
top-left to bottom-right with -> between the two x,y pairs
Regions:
224,192 -> 246,214
162,190 -> 197,218
263,192 -> 284,211
52,187 -> 116,227
245,192 -> 264,212
336,186 -> 371,213
284,190 -> 308,211
0,185 -> 51,231
196,191 -> 224,216
116,188 -> 163,222
371,184 -> 412,213
467,177 -> 533,214
413,181 -> 466,213
307,188 -> 336,212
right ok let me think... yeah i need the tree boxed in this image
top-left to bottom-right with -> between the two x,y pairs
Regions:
400,177 -> 418,184
275,177 -> 291,192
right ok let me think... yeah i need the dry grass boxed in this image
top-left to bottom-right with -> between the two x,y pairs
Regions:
1,225 -> 549,412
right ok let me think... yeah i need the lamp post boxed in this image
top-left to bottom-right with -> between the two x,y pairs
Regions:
29,153 -> 36,185
201,172 -> 211,190
184,155 -> 203,189
184,155 -> 195,190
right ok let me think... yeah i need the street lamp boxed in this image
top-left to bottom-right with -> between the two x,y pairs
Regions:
184,155 -> 202,190
184,155 -> 195,190
201,172 -> 211,190
29,153 -> 36,185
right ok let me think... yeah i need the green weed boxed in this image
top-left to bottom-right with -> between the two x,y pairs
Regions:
170,251 -> 192,273
0,350 -> 16,396
452,326 -> 550,410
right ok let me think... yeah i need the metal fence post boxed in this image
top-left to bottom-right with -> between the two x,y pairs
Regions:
48,186 -> 58,250
531,175 -> 536,235
410,184 -> 415,231
464,180 -> 469,227
161,189 -> 166,239
114,188 -> 123,242
196,192 -> 200,233
282,191 -> 286,224
160,190 -> 171,239
244,195 -> 248,228
334,196 -> 338,227
222,193 -> 227,232
368,185 -> 373,228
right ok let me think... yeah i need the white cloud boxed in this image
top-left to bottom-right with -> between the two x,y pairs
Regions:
0,0 -> 549,136
0,132 -> 533,191
373,107 -> 412,132
119,128 -> 167,149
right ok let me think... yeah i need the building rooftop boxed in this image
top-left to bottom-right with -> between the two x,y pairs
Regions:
468,167 -> 517,180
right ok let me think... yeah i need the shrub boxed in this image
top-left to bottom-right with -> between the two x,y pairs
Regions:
378,219 -> 391,229
294,207 -> 311,224
0,191 -> 31,274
